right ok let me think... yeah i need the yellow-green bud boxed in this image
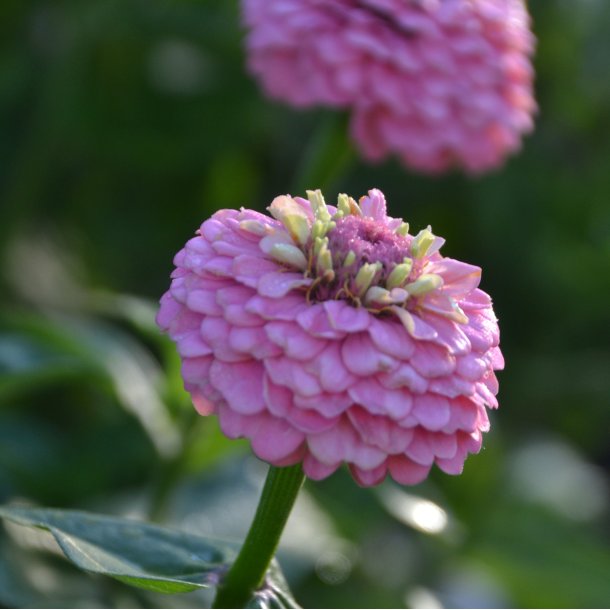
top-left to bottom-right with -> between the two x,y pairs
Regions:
317,247 -> 334,277
239,220 -> 269,236
363,286 -> 392,307
411,227 -> 436,259
313,235 -> 328,257
269,243 -> 308,270
386,260 -> 413,289
354,262 -> 381,296
268,195 -> 311,246
405,273 -> 443,296
396,221 -> 410,237
307,189 -> 331,224
336,193 -> 352,217
343,250 -> 356,268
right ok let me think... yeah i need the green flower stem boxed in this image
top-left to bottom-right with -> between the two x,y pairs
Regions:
212,463 -> 306,609
292,111 -> 355,194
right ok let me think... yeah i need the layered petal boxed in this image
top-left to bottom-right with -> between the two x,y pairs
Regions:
157,190 -> 503,488
243,0 -> 536,174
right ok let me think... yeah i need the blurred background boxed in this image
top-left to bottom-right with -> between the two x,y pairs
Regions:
1,0 -> 609,607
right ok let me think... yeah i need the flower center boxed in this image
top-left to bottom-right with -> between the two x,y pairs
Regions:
327,216 -> 411,279
264,190 -> 445,313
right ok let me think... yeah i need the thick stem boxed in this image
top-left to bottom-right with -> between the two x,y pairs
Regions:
212,463 -> 305,609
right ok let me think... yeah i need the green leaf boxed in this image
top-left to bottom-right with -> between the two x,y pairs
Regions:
0,506 -> 235,594
1,312 -> 181,458
0,506 -> 300,606
471,503 -> 610,608
0,334 -> 91,403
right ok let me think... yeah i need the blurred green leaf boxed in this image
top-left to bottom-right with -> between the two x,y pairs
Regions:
471,503 -> 610,608
0,506 -> 234,594
0,536 -> 47,607
0,334 -> 92,403
0,506 -> 300,606
2,310 -> 181,457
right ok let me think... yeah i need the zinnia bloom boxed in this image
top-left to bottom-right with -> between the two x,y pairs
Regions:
157,189 -> 503,486
243,0 -> 536,173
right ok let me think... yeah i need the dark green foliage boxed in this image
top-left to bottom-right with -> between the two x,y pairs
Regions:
0,0 -> 609,608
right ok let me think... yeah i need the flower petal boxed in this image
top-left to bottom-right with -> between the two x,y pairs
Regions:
297,304 -> 347,339
210,360 -> 266,415
265,320 -> 327,360
323,300 -> 371,332
308,417 -> 386,470
412,395 -> 451,431
349,463 -> 388,487
342,333 -> 397,376
348,378 -> 412,419
250,416 -> 306,464
387,456 -> 431,485
368,317 -> 416,359
258,271 -> 312,297
264,356 -> 322,397
306,342 -> 357,393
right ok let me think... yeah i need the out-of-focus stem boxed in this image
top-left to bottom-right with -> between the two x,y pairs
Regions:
292,111 -> 355,194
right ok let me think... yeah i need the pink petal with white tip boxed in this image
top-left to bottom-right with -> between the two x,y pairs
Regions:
368,317 -> 416,359
288,408 -> 339,434
348,406 -> 414,453
410,342 -> 456,378
305,342 -> 357,393
428,375 -> 475,399
456,353 -> 488,381
265,320 -> 327,360
258,271 -> 312,298
424,314 -> 471,355
202,256 -> 234,277
186,290 -> 223,316
323,300 -> 371,332
412,395 -> 451,431
250,416 -> 306,463
293,392 -> 352,417
350,463 -> 388,487
387,456 -> 431,485
201,317 -> 246,362
302,454 -> 340,480
379,363 -> 428,394
264,356 -> 322,397
348,378 -> 412,419
405,429 -> 436,465
229,326 -> 282,359
342,333 -> 397,376
217,286 -> 261,326
246,293 -> 308,321
232,254 -> 279,288
177,332 -> 213,358
429,258 -> 481,296
210,360 -> 266,415
308,417 -> 386,470
296,305 -> 347,339
359,188 -> 387,220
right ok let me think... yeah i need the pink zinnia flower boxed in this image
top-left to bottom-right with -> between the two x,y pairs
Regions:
243,0 -> 536,173
157,189 -> 503,486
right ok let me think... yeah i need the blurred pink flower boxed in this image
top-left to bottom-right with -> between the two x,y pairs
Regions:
157,189 -> 503,486
243,0 -> 536,173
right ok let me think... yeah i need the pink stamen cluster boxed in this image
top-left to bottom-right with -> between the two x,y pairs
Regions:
242,0 -> 536,173
157,189 -> 503,486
